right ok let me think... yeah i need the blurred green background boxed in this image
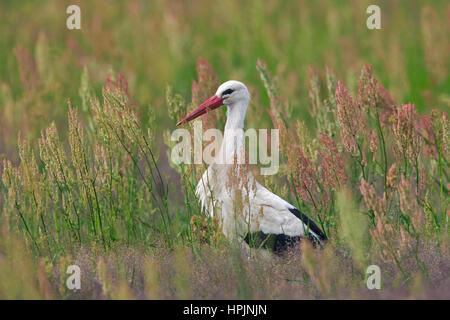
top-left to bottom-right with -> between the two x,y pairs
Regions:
0,0 -> 449,158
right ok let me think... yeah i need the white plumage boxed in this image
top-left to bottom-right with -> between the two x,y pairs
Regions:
178,80 -> 326,251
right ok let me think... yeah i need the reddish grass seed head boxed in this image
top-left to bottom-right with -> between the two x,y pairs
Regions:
335,80 -> 362,155
392,103 -> 423,163
318,132 -> 347,189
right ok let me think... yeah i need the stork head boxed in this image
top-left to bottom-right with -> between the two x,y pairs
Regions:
176,80 -> 250,126
216,80 -> 250,107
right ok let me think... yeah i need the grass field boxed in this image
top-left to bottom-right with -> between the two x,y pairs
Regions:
0,0 -> 449,299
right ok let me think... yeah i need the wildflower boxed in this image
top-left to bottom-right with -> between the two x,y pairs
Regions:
418,165 -> 427,196
191,58 -> 218,105
105,72 -> 131,101
317,132 -> 347,189
422,109 -> 449,160
191,58 -> 219,130
166,85 -> 185,122
398,226 -> 414,254
293,146 -> 331,219
308,67 -> 321,112
376,84 -> 396,126
94,143 -> 108,186
268,108 -> 289,158
39,124 -> 71,184
398,175 -> 423,230
369,129 -> 378,160
392,103 -> 423,163
419,115 -> 437,158
256,59 -> 279,105
360,178 -> 386,215
2,159 -> 21,205
360,178 -> 405,264
68,103 -> 90,185
309,67 -> 338,138
335,80 -> 362,155
371,217 -> 396,263
293,147 -> 315,203
386,163 -> 398,189
295,120 -> 317,163
358,64 -> 379,109
358,65 -> 397,129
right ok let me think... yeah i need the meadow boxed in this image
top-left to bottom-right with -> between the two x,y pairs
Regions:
0,0 -> 449,299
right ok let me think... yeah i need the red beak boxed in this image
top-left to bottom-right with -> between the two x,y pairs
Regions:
176,95 -> 223,126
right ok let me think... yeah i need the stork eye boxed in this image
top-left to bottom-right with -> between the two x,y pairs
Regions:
222,89 -> 234,97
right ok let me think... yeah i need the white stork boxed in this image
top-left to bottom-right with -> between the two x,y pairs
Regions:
177,80 -> 327,252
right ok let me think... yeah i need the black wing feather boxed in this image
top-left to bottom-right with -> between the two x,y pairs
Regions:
288,208 -> 327,241
243,208 -> 327,253
244,231 -> 301,254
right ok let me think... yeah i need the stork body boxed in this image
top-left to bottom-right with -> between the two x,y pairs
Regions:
177,81 -> 326,251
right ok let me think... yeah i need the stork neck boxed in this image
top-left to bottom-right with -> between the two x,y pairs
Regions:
218,100 -> 248,164
224,100 -> 248,130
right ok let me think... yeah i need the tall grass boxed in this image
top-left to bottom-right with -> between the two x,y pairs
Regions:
1,58 -> 448,299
